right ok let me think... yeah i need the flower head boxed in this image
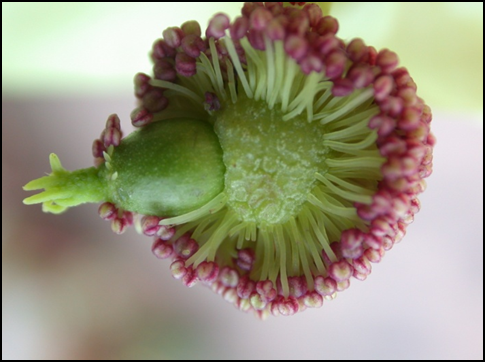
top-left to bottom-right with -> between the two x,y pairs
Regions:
23,2 -> 435,318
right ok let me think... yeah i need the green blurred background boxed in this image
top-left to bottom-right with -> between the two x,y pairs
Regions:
3,2 -> 483,116
3,3 -> 483,360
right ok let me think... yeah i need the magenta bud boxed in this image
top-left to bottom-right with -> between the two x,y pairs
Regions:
130,107 -> 153,128
314,276 -> 337,296
152,239 -> 174,259
325,50 -> 347,79
340,228 -> 364,259
111,218 -> 128,235
250,7 -> 273,31
153,59 -> 177,82
328,260 -> 354,282
143,88 -> 169,113
369,114 -> 396,138
250,292 -> 268,310
206,13 -> 230,39
275,296 -> 299,316
236,248 -> 255,271
170,259 -> 187,280
247,28 -> 266,50
105,114 -> 121,130
152,39 -> 176,61
303,3 -> 323,27
377,49 -> 399,73
98,202 -> 116,220
92,139 -> 105,158
315,16 -> 339,36
218,267 -> 239,288
236,276 -> 256,299
141,215 -> 161,236
181,20 -> 201,36
373,75 -> 395,101
346,38 -> 368,63
303,291 -> 324,308
230,16 -> 249,40
204,92 -> 221,112
173,234 -> 199,259
196,261 -> 220,284
182,267 -> 198,287
332,78 -> 354,97
284,35 -> 308,61
181,34 -> 206,58
347,64 -> 375,89
266,18 -> 285,40
287,276 -> 308,298
175,52 -> 197,77
103,127 -> 122,148
163,27 -> 184,48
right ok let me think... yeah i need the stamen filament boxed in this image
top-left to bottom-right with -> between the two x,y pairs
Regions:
150,79 -> 203,105
281,57 -> 298,112
225,59 -> 238,104
320,88 -> 374,124
260,228 -> 272,281
224,36 -> 254,98
298,236 -> 314,290
308,193 -> 358,219
209,37 -> 226,99
298,213 -> 327,275
240,38 -> 267,101
275,224 -> 289,297
267,41 -> 285,109
323,131 -> 378,152
316,173 -> 373,204
264,36 -> 276,106
313,84 -> 334,110
325,157 -> 385,170
196,55 -> 219,93
302,206 -> 335,261
159,193 -> 227,226
287,217 -> 301,276
324,106 -> 379,130
191,212 -> 221,240
323,173 -> 375,195
323,117 -> 372,141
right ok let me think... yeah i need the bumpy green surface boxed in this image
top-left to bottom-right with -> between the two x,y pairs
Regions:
107,119 -> 225,216
215,95 -> 328,225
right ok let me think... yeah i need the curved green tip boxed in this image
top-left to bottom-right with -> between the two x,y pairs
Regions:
23,153 -> 107,214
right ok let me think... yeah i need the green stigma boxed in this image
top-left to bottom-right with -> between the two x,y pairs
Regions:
23,153 -> 107,214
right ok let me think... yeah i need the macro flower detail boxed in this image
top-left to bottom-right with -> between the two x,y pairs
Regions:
23,2 -> 435,319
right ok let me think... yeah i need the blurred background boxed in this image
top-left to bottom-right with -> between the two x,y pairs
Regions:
2,2 -> 483,360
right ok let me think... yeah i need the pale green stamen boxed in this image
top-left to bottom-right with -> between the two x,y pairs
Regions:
223,36 -> 253,98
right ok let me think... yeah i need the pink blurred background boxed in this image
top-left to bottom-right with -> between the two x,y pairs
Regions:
3,3 -> 483,360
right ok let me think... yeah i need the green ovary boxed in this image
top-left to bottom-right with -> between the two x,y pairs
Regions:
107,119 -> 225,216
215,95 -> 328,225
